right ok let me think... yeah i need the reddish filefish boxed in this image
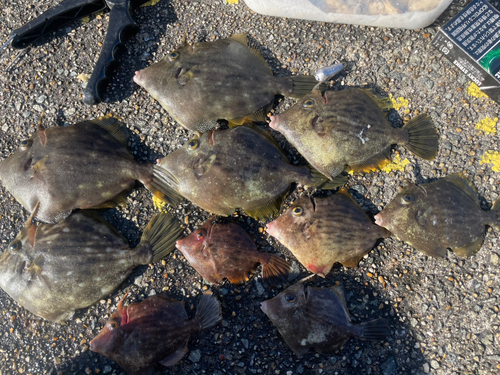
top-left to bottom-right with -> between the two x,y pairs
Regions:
176,217 -> 290,285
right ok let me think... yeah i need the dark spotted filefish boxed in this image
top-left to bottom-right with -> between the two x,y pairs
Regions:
0,208 -> 183,322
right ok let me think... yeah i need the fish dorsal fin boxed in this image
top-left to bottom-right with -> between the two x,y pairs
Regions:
89,115 -> 129,148
453,235 -> 484,257
244,125 -> 289,161
229,34 -> 272,74
244,186 -> 290,221
328,285 -> 351,319
445,173 -> 480,207
337,188 -> 361,206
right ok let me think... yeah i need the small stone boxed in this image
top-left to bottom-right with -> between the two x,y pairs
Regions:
490,253 -> 499,265
103,366 -> 112,374
36,95 -> 46,104
380,356 -> 397,375
430,359 -> 440,369
422,363 -> 430,373
241,338 -> 249,349
189,349 -> 201,363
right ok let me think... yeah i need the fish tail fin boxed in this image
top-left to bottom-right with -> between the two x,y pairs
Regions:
261,254 -> 290,286
140,213 -> 184,263
195,291 -> 222,331
357,318 -> 390,341
285,76 -> 326,99
146,165 -> 184,206
492,198 -> 500,230
403,113 -> 438,160
306,167 -> 347,190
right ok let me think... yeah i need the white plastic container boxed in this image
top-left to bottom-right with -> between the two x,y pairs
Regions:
243,0 -> 453,29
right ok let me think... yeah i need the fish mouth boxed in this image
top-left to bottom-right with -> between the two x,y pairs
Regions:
260,301 -> 269,316
133,70 -> 142,85
265,221 -> 276,237
268,115 -> 278,130
374,213 -> 384,227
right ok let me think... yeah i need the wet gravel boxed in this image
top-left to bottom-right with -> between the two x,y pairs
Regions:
0,0 -> 499,374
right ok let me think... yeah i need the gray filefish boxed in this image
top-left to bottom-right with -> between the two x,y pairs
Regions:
266,189 -> 390,276
133,33 -> 319,132
374,173 -> 500,257
0,116 -> 177,224
90,291 -> 222,375
0,208 -> 183,322
269,88 -> 438,179
155,125 -> 346,221
260,282 -> 389,358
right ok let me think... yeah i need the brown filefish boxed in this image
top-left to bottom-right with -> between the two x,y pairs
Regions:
155,125 -> 346,221
269,88 -> 438,179
260,282 -> 389,358
266,189 -> 390,276
0,208 -> 183,322
90,291 -> 222,375
133,33 -> 320,132
0,116 -> 177,224
176,216 -> 290,285
374,173 -> 500,258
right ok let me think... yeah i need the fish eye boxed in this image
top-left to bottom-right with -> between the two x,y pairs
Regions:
107,320 -> 119,330
196,231 -> 205,240
303,99 -> 315,108
20,139 -> 32,149
187,139 -> 199,150
169,51 -> 179,61
292,207 -> 303,216
8,241 -> 21,253
402,194 -> 415,204
284,293 -> 296,303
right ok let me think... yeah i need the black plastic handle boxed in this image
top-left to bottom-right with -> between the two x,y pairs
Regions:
83,0 -> 137,105
10,0 -> 108,49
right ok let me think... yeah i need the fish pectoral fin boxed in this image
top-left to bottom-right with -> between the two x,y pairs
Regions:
416,206 -> 433,227
31,155 -> 49,174
453,235 -> 484,257
244,189 -> 289,221
160,344 -> 189,367
89,115 -> 129,148
22,255 -> 45,282
349,146 -> 392,173
177,65 -> 198,86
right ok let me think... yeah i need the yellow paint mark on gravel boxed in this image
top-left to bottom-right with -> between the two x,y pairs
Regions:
467,82 -> 488,98
481,151 -> 500,172
389,94 -> 409,110
141,0 -> 161,6
81,16 -> 90,24
76,73 -> 90,82
475,117 -> 498,134
380,154 -> 410,173
153,195 -> 167,212
225,0 -> 239,3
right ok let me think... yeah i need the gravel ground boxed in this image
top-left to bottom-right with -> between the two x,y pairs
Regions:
0,0 -> 499,374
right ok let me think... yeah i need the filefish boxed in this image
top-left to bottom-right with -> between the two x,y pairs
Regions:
133,33 -> 319,132
266,189 -> 390,276
374,173 -> 500,257
176,216 -> 290,285
0,208 -> 183,322
260,282 -> 389,358
269,88 -> 438,179
0,116 -> 177,224
90,291 -> 222,375
155,125 -> 346,221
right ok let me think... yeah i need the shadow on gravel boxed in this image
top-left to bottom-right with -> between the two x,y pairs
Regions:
105,0 -> 178,105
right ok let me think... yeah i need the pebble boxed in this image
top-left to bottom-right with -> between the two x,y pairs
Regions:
422,363 -> 430,373
189,349 -> 201,363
